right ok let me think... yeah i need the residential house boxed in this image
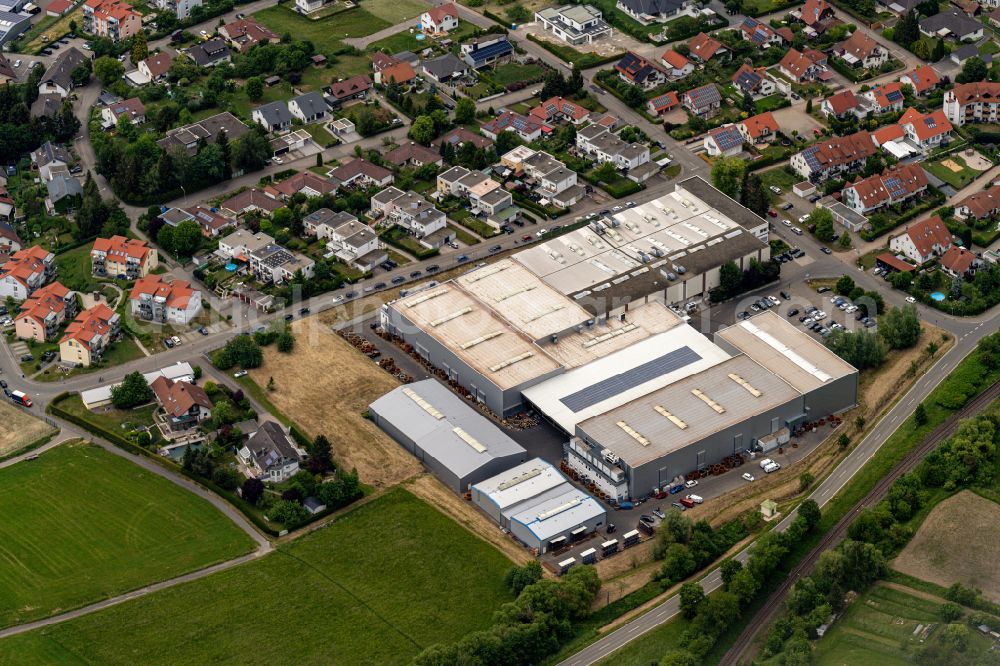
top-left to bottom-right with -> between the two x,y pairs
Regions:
83,0 -> 141,41
151,376 -> 212,431
218,17 -> 279,52
842,163 -> 929,214
14,281 -> 76,342
919,10 -> 983,41
421,54 -> 469,83
38,48 -> 87,97
530,96 -> 590,125
616,0 -> 686,24
480,111 -> 545,142
0,220 -> 21,255
738,111 -> 779,144
420,2 -> 460,35
660,49 -> 694,79
739,17 -> 791,47
374,60 -> 417,86
534,5 -> 613,45
616,51 -> 668,90
862,82 -> 905,115
898,107 -> 953,152
939,245 -> 979,278
287,92 -> 328,124
384,142 -> 444,168
899,64 -> 941,96
372,189 -> 452,247
989,7 -> 1000,28
154,0 -> 202,20
0,192 -> 12,223
821,89 -> 863,119
157,112 -> 249,155
46,175 -> 83,205
790,130 -> 876,182
889,215 -> 953,263
520,150 -> 584,207
249,244 -> 315,283
778,48 -> 827,82
137,52 -> 172,83
704,125 -> 745,157
682,83 -> 722,118
58,303 -> 120,367
460,35 -> 514,69
130,274 -> 202,325
944,81 -> 1000,125
30,142 -> 70,180
31,94 -> 64,120
273,171 -> 337,199
834,31 -> 889,69
186,38 -> 231,67
217,229 -> 274,261
647,91 -> 680,116
436,166 -> 514,220
793,0 -> 835,28
100,97 -> 145,128
302,209 -> 386,271
294,0 -> 331,14
955,184 -> 1000,220
251,101 -> 293,132
91,236 -> 157,279
238,420 -> 303,483
46,0 -> 72,16
687,32 -> 727,63
219,188 -> 283,218
326,74 -> 371,106
183,205 -> 231,237
327,158 -> 394,189
433,127 -> 493,151
0,246 -> 55,300
871,123 -> 906,148
575,125 -> 651,170
732,63 -> 775,97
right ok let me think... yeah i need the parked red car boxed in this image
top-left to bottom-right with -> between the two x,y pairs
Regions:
680,498 -> 695,508
767,209 -> 777,218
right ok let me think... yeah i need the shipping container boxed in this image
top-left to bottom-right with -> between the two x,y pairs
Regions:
580,548 -> 597,564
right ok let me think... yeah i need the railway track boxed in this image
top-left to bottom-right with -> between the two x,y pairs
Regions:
720,378 -> 1000,666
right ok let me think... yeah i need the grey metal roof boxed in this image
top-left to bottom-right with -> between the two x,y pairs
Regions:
291,91 -> 328,118
422,53 -> 467,80
678,176 -> 768,233
369,379 -> 526,479
46,174 -> 82,202
254,101 -> 292,127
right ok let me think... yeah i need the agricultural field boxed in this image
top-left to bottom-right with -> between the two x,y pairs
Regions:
245,316 -> 421,488
253,5 -> 390,54
0,443 -> 254,629
893,490 -> 1000,602
0,489 -> 514,664
812,583 -> 994,665
0,400 -> 56,458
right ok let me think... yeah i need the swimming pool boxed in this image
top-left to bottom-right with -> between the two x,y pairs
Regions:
930,292 -> 945,302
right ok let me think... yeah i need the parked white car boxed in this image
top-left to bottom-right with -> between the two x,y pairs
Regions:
233,370 -> 248,378
906,296 -> 916,303
814,311 -> 827,320
742,472 -> 755,482
759,458 -> 774,469
684,479 -> 698,488
686,494 -> 704,504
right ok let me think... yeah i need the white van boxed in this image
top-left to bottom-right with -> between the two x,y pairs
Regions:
686,494 -> 703,504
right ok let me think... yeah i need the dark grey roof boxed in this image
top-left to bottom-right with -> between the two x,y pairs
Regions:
617,0 -> 684,17
41,47 -> 86,91
951,43 -> 990,62
32,141 -> 70,167
291,91 -> 327,118
247,421 -> 300,471
46,175 -> 82,202
186,38 -> 231,66
679,176 -> 768,232
919,9 -> 982,36
394,50 -> 420,66
254,101 -> 292,128
30,93 -> 62,119
158,112 -> 250,155
422,53 -> 467,80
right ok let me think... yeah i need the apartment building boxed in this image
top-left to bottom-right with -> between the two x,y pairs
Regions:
575,124 -> 650,170
0,245 -> 56,300
436,166 -> 514,218
129,274 -> 203,325
83,0 -> 141,41
303,208 -> 386,271
14,281 -> 76,342
59,303 -> 120,367
154,0 -> 201,19
842,163 -> 929,214
790,130 -> 876,182
91,236 -> 157,279
371,188 -> 451,246
249,244 -> 315,284
944,81 -> 1000,126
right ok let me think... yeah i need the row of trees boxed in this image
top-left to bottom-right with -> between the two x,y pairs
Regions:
414,565 -> 601,665
652,510 -> 755,585
661,501 -> 821,665
823,302 -> 920,370
709,258 -> 782,303
709,157 -> 770,221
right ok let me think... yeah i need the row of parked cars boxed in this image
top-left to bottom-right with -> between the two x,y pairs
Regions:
773,247 -> 805,263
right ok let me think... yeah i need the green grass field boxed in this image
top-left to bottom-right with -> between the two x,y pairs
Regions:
360,0 -> 428,24
54,244 -> 100,293
489,63 -> 547,86
0,443 -> 254,630
253,5 -> 391,54
924,155 -> 983,189
0,488 -> 513,663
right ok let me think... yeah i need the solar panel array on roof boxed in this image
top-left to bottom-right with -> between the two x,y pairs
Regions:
711,127 -> 743,151
559,345 -> 702,412
886,88 -> 903,102
469,39 -> 513,63
884,176 -> 906,199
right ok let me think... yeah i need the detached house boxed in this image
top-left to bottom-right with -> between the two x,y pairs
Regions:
862,82 -> 905,115
249,244 -> 315,284
660,49 -> 694,79
136,52 -> 172,84
219,17 -> 279,53
420,54 -> 469,83
129,274 -> 203,325
834,31 -> 888,70
326,74 -> 371,106
739,17 -> 791,47
288,92 -> 328,124
900,65 -> 941,96
955,184 -> 1000,220
794,0 -> 835,28
615,52 -> 668,90
682,83 -> 722,118
919,10 -> 983,41
420,3 -> 460,35
647,91 -> 679,116
842,163 -> 929,214
481,111 -> 544,142
939,246 -> 979,278
687,32 -> 727,62
327,158 -> 394,189
38,48 -> 87,98
251,101 -> 292,133
778,48 -> 828,83
739,111 -> 779,144
732,63 -> 775,97
530,96 -> 590,125
898,107 -> 953,152
100,97 -> 145,128
821,89 -> 863,119
238,421 -> 303,483
14,281 -> 76,342
185,38 -> 231,67
704,125 -> 744,157
151,376 -> 212,432
616,0 -> 686,24
461,35 -> 514,69
384,142 -> 444,169
889,215 -> 953,263
59,303 -> 120,367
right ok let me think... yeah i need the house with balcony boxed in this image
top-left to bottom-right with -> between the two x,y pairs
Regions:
218,17 -> 279,52
862,82 -> 905,115
843,163 -> 929,215
0,245 -> 56,300
704,125 -> 744,157
14,281 -> 76,342
481,111 -> 545,142
154,0 -> 202,20
251,101 -> 292,133
833,31 -> 889,70
303,209 -> 386,271
83,0 -> 141,42
535,4 -> 612,45
238,420 -> 303,483
91,236 -> 157,280
129,274 -> 203,325
944,81 -> 1000,126
738,111 -> 779,145
575,124 -> 650,173
778,48 -> 828,83
739,17 -> 791,46
372,188 -> 453,247
435,166 -> 515,223
898,107 -> 952,152
249,244 -> 315,284
687,32 -> 727,62
615,51 -> 668,90
821,89 -> 864,119
59,303 -> 120,367
420,3 -> 460,35
889,215 -> 953,263
790,130 -> 876,182
151,376 -> 212,432
522,150 -> 584,207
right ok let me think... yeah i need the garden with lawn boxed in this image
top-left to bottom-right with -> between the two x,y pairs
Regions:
924,154 -> 984,189
0,442 -> 255,630
253,5 -> 390,55
0,488 -> 514,664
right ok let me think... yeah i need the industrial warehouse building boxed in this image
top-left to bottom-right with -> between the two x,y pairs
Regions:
379,176 -> 858,502
472,458 -> 607,554
368,379 -> 528,492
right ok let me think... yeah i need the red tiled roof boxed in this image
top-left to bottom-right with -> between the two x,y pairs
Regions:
380,61 -> 416,84
740,111 -> 778,139
872,124 -> 904,144
848,164 -> 928,210
151,375 -> 212,418
273,171 -> 337,197
838,31 -> 881,60
958,184 -> 1000,218
902,65 -> 941,93
129,274 -> 197,309
904,215 -> 952,258
16,281 -> 70,327
899,107 -> 952,142
92,236 -> 152,262
687,32 -> 723,61
824,89 -> 859,115
876,252 -> 915,272
530,96 -> 589,122
800,0 -> 833,25
949,81 -> 1000,105
141,52 -> 172,78
424,2 -> 459,25
60,303 -> 115,350
329,74 -> 371,100
1,245 -> 51,289
661,49 -> 690,70
939,246 -> 976,275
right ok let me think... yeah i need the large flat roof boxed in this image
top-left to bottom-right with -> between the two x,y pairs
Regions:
393,286 -> 561,390
471,458 -> 567,511
715,311 -> 858,393
369,379 -> 525,477
522,323 -> 731,433
509,486 -> 606,542
577,354 -> 801,467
